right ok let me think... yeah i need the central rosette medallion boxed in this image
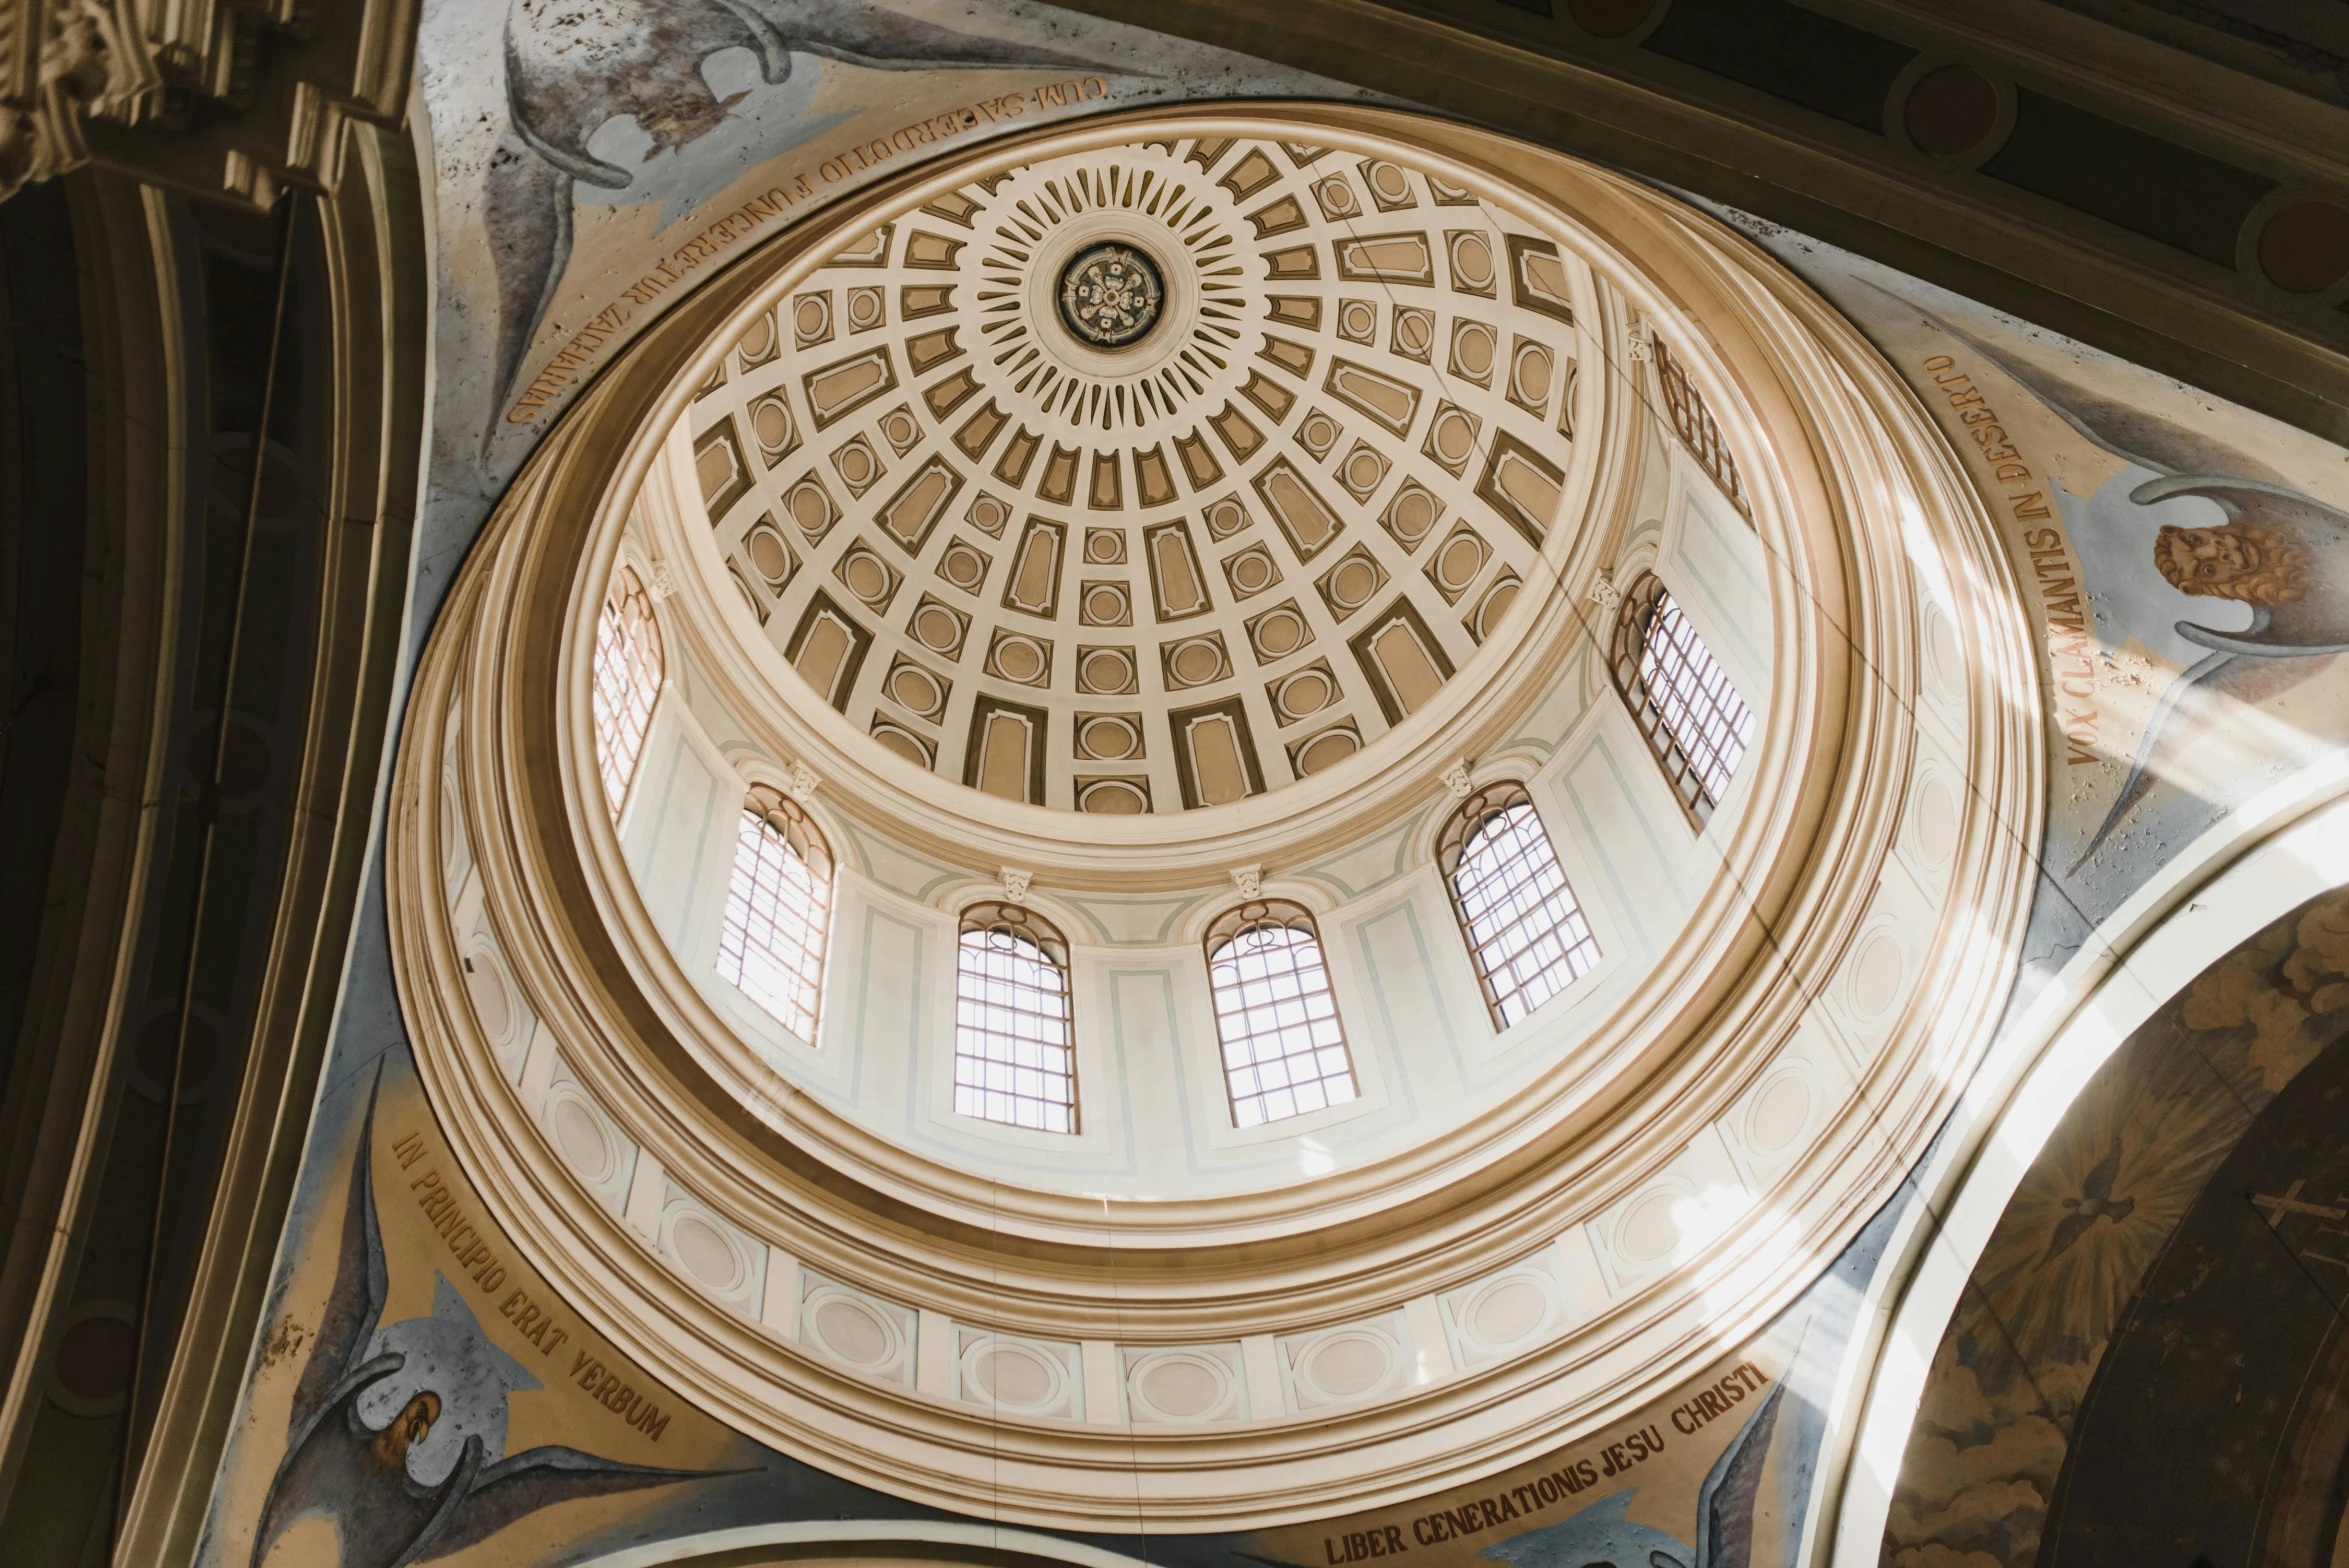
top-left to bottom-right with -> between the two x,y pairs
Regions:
1056,241 -> 1165,347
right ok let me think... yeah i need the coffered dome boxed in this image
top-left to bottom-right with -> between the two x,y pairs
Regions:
391,105 -> 2039,1531
684,134 -> 1594,812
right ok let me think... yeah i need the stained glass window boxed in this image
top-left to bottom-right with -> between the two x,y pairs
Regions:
1610,572 -> 1756,823
593,565 -> 663,817
1653,335 -> 1752,522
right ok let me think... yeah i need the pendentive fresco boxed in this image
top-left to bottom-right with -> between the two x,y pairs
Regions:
1761,240 -> 2349,934
425,0 -> 1350,487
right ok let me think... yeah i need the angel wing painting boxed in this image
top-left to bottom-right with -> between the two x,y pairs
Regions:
1914,311 -> 2349,869
1480,1377 -> 1790,1568
487,0 -> 1110,416
248,1068 -> 735,1568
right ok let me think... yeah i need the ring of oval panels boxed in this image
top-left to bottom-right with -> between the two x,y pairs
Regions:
395,109 -> 2044,1532
686,135 -> 1589,814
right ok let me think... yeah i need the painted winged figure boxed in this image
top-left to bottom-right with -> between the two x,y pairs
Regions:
1914,311 -> 2349,868
487,0 -> 1110,415
248,1069 -> 733,1568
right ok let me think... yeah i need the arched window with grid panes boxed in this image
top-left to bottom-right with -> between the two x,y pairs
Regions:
1651,335 -> 1753,523
1438,782 -> 1601,1030
715,786 -> 833,1043
592,565 -> 664,817
1609,571 -> 1756,825
1204,900 -> 1357,1128
954,903 -> 1078,1134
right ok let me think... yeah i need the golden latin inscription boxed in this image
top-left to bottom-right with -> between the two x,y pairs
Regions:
390,1127 -> 672,1441
1319,1364 -> 1771,1561
1921,353 -> 2100,765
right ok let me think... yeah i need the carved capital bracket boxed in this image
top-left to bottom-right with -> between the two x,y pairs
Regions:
1000,867 -> 1032,902
0,0 -> 162,203
0,0 -> 415,206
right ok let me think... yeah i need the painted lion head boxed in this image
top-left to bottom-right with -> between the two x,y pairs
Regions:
2155,523 -> 2309,606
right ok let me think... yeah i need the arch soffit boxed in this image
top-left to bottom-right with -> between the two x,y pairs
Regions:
1819,769 -> 2349,1568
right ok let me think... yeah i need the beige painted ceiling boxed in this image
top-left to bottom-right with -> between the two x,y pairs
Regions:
686,133 -> 1591,813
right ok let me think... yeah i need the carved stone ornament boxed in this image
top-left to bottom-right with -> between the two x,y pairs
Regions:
0,0 -> 159,203
0,0 -> 415,206
785,759 -> 817,803
1589,568 -> 1623,612
390,105 -> 2039,1529
1056,241 -> 1166,348
648,560 -> 678,600
1627,319 -> 1655,362
1230,863 -> 1263,899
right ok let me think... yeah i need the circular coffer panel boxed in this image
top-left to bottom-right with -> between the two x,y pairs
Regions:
691,133 -> 1593,811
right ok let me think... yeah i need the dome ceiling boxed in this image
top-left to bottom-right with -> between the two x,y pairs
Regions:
394,106 -> 2043,1530
686,135 -> 1592,812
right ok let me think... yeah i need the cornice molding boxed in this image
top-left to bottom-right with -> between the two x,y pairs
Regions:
1036,0 -> 2349,446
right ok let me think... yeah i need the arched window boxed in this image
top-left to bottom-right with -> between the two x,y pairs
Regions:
954,903 -> 1077,1133
593,564 -> 664,816
715,785 -> 833,1042
1438,782 -> 1601,1030
1609,572 -> 1755,824
1205,900 -> 1357,1128
1652,335 -> 1752,522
